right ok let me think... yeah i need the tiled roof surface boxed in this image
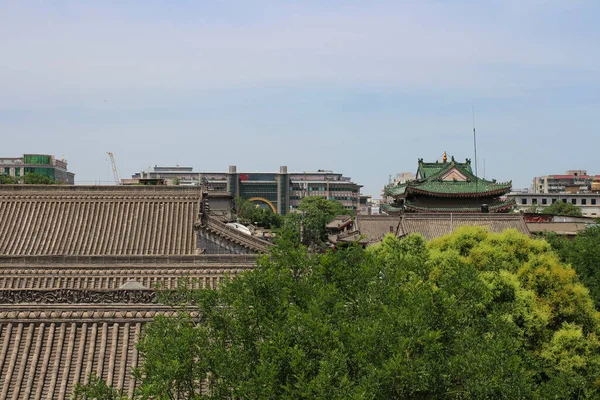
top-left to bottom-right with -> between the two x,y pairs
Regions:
202,216 -> 273,253
408,180 -> 511,196
384,184 -> 407,197
325,215 -> 353,230
404,198 -> 515,213
417,161 -> 473,180
400,213 -> 529,241
355,215 -> 403,243
0,255 -> 258,290
526,222 -> 589,236
386,160 -> 511,199
0,304 -> 187,400
0,186 -> 201,256
332,213 -> 529,245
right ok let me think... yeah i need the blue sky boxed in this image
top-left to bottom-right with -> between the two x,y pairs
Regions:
1,1 -> 599,195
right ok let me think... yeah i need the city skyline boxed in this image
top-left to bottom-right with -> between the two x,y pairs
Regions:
2,1 -> 599,196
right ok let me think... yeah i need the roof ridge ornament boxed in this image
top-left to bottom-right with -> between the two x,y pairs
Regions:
443,152 -> 447,163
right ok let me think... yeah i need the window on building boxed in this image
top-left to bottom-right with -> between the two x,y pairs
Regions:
552,198 -> 557,204
532,198 -> 538,204
592,199 -> 597,205
521,198 -> 527,205
562,199 -> 567,203
582,199 -> 587,205
572,199 -> 577,205
542,198 -> 547,205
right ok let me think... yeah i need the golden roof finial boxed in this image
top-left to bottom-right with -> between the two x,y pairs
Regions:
443,151 -> 447,163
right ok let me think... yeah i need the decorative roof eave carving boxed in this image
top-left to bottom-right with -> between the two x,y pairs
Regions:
0,304 -> 192,323
0,289 -> 159,304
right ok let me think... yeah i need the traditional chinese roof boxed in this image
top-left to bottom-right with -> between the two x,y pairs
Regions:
196,214 -> 272,253
400,213 -> 529,241
384,157 -> 512,199
404,198 -> 515,213
0,185 -> 201,256
328,213 -> 529,246
325,215 -> 353,230
0,255 -> 258,290
0,254 -> 259,399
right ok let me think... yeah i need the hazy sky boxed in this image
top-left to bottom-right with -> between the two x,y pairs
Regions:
2,1 -> 599,195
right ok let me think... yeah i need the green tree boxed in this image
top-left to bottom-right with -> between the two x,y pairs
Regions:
23,172 -> 55,184
547,226 -> 600,309
75,227 -> 600,399
0,174 -> 19,184
234,197 -> 283,229
542,201 -> 583,217
297,196 -> 347,249
73,375 -> 126,399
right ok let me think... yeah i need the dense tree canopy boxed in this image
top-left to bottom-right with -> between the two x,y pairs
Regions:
75,226 -> 600,399
0,175 -> 19,184
234,197 -> 283,229
542,201 -> 583,217
0,172 -> 57,184
296,196 -> 347,248
547,226 -> 600,309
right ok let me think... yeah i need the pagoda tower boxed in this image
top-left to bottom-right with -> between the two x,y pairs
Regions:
382,155 -> 514,214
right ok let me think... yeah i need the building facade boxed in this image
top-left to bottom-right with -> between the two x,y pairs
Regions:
129,165 -> 362,214
509,192 -> 600,218
531,170 -> 597,193
0,154 -> 75,184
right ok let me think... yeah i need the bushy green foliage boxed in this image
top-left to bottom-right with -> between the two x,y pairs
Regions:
72,375 -> 126,400
547,226 -> 600,309
23,172 -> 55,184
234,197 -> 283,229
297,196 -> 347,248
0,174 -> 19,184
76,227 -> 600,399
542,201 -> 583,217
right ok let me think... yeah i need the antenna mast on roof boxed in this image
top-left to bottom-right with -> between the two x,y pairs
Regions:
473,106 -> 479,199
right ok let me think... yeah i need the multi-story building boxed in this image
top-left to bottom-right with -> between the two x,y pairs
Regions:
510,192 -> 600,217
128,165 -> 362,214
531,170 -> 596,193
0,154 -> 75,184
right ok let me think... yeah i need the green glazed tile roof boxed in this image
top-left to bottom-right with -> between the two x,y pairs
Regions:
417,160 -> 473,180
384,158 -> 511,198
409,180 -> 511,196
384,184 -> 407,196
404,198 -> 515,213
380,203 -> 403,213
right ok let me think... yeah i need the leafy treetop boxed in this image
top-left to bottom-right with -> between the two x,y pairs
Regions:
542,200 -> 583,217
75,226 -> 600,399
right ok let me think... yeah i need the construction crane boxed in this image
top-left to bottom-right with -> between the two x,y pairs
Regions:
107,152 -> 121,185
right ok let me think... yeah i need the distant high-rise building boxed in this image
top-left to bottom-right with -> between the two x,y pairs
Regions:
128,165 -> 362,214
0,154 -> 75,184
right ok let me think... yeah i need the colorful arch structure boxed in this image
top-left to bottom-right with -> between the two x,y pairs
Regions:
247,197 -> 277,213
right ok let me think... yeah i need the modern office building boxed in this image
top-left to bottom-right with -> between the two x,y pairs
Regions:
0,154 -> 75,184
128,165 -> 362,214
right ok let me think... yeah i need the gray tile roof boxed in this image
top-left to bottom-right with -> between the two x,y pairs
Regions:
0,186 -> 200,256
